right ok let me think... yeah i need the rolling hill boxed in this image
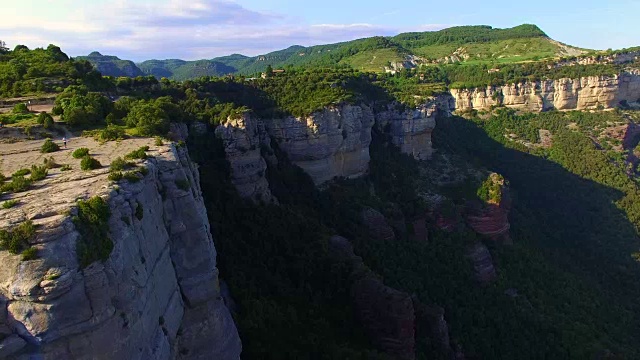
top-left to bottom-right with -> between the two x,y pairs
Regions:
83,24 -> 589,80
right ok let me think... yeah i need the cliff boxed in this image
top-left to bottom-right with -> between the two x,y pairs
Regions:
0,137 -> 241,359
450,71 -> 640,112
217,102 -> 440,197
264,104 -> 375,185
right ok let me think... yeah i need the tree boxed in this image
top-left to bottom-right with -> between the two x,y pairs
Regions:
37,112 -> 54,129
265,65 -> 274,78
0,40 -> 8,54
125,102 -> 169,136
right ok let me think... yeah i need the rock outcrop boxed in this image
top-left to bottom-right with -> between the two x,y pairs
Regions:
0,138 -> 241,359
466,174 -> 512,244
329,236 -> 415,360
465,242 -> 498,285
450,71 -> 640,112
360,207 -> 396,241
215,113 -> 275,203
376,102 -> 437,160
264,104 -> 375,184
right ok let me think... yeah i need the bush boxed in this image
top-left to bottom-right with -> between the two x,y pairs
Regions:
21,247 -> 38,261
110,157 -> 127,171
123,171 -> 141,183
37,112 -> 54,129
80,156 -> 102,171
1,176 -> 32,193
175,179 -> 190,191
72,147 -> 90,159
60,164 -> 72,171
41,139 -> 60,153
124,146 -> 149,160
12,103 -> 29,114
0,220 -> 36,254
99,125 -> 125,141
43,156 -> 60,169
135,201 -> 144,220
154,137 -> 164,146
2,200 -> 18,209
0,174 -> 6,183
108,171 -> 123,182
74,196 -> 112,268
30,165 -> 48,181
12,168 -> 30,177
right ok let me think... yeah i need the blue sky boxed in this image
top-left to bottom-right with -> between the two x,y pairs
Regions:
2,0 -> 638,61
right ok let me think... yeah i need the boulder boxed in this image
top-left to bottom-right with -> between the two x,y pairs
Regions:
465,242 -> 497,285
361,207 -> 396,241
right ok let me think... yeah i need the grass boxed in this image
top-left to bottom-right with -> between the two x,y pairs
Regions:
340,48 -> 405,72
2,200 -> 19,209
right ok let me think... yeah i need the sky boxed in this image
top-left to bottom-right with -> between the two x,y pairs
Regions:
2,0 -> 639,62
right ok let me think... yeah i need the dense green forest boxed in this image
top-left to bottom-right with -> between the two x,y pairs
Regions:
185,106 -> 640,359
0,44 -> 105,97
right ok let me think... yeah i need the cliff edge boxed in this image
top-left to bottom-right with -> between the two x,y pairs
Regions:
0,135 -> 241,359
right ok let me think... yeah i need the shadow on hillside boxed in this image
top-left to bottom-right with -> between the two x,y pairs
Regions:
434,114 -> 640,308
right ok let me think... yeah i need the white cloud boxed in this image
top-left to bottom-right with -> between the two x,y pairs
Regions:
0,0 -> 450,61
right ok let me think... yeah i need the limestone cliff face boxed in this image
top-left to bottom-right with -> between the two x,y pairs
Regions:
0,142 -> 241,359
264,104 -> 375,185
376,102 -> 438,160
450,71 -> 640,112
217,102 -> 443,196
215,113 -> 275,203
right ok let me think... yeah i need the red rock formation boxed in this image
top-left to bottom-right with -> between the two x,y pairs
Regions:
361,207 -> 396,241
352,278 -> 416,360
466,176 -> 512,244
329,236 -> 415,359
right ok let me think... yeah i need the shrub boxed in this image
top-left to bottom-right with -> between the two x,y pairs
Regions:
80,156 -> 101,171
43,156 -> 60,169
41,139 -> 60,153
138,167 -> 149,176
99,125 -> 125,141
60,164 -> 72,171
1,175 -> 32,193
12,103 -> 29,114
72,147 -> 90,159
12,168 -> 30,177
30,165 -> 48,181
135,201 -> 144,220
123,171 -> 141,183
37,112 -> 54,129
2,200 -> 18,209
110,157 -> 127,171
154,137 -> 164,146
175,179 -> 190,191
21,247 -> 38,261
0,174 -> 6,183
74,196 -> 112,268
0,220 -> 36,254
124,146 -> 149,160
108,171 -> 123,182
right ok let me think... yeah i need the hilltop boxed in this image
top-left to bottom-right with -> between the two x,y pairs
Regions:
82,24 -> 589,80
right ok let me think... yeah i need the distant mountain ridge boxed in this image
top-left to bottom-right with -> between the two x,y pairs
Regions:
76,52 -> 145,78
81,24 -> 590,80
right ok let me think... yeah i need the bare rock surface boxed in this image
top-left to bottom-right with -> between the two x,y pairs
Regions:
360,207 -> 396,241
450,71 -> 640,112
0,135 -> 240,359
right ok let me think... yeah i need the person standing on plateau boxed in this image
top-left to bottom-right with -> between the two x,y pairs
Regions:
62,137 -> 67,149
